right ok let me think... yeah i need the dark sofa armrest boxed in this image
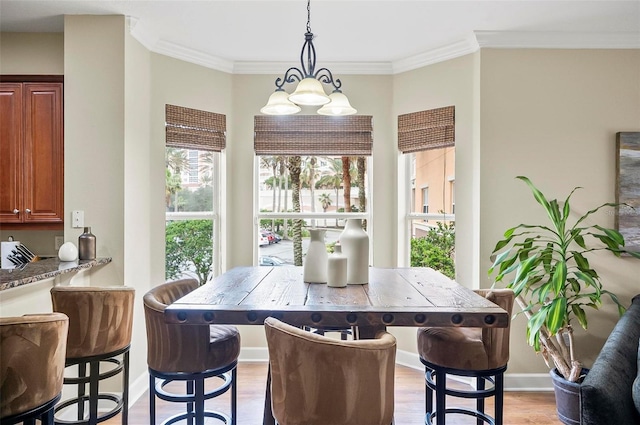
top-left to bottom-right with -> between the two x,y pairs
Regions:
580,295 -> 640,425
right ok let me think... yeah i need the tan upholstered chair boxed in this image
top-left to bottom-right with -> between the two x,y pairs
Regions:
1,313 -> 69,425
416,288 -> 514,425
264,316 -> 396,425
143,278 -> 241,425
50,286 -> 135,425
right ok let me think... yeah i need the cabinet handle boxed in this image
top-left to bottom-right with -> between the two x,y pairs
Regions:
25,209 -> 31,214
12,209 -> 19,214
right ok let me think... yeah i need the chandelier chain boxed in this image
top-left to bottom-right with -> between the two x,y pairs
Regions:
306,0 -> 311,33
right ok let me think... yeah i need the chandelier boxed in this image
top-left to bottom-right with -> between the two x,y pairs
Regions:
260,0 -> 357,116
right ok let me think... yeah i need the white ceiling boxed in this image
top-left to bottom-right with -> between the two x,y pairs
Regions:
2,1 -> 639,74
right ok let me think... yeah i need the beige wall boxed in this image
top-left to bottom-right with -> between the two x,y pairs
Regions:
0,32 -> 64,74
479,48 -> 640,374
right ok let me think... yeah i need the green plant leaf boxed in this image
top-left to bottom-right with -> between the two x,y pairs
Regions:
527,309 -> 547,348
571,304 -> 588,329
517,176 -> 552,215
593,225 -> 625,246
546,298 -> 567,334
551,260 -> 567,295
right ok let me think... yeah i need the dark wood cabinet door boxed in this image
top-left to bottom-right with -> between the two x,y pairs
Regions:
23,83 -> 64,223
0,83 -> 23,223
0,81 -> 63,226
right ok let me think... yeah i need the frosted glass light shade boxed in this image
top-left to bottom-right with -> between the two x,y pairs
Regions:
260,90 -> 301,115
317,91 -> 357,116
288,78 -> 330,106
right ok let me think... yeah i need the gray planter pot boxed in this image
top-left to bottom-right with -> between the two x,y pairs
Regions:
550,368 -> 589,425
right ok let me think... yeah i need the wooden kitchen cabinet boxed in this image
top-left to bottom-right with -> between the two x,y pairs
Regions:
0,81 -> 64,227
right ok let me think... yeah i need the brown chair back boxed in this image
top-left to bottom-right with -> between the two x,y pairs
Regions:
0,313 -> 68,418
51,286 -> 135,358
476,289 -> 515,368
144,278 -> 237,374
264,317 -> 396,425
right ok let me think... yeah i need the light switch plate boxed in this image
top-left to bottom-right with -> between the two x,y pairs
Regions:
72,210 -> 84,228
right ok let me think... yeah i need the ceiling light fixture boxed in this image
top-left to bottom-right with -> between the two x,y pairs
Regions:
260,0 -> 357,116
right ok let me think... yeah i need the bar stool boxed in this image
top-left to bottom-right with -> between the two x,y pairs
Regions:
416,289 -> 514,425
1,313 -> 69,425
50,286 -> 135,425
143,278 -> 241,425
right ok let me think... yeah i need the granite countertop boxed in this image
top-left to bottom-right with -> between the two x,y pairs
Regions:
0,257 -> 112,291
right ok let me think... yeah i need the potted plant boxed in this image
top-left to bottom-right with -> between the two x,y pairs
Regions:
488,176 -> 640,424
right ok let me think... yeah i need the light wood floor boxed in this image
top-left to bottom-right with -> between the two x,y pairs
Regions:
102,362 -> 560,424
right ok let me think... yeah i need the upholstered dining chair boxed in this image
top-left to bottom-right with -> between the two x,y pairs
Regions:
50,286 -> 135,425
416,288 -> 514,425
143,278 -> 241,425
264,316 -> 397,425
0,313 -> 69,425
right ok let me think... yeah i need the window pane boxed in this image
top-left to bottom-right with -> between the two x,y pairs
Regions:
165,219 -> 213,283
166,148 -> 214,212
257,155 -> 369,266
410,219 -> 455,279
165,147 -> 218,283
406,146 -> 455,276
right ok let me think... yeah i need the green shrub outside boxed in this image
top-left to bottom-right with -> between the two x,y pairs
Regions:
166,219 -> 213,285
410,221 -> 455,279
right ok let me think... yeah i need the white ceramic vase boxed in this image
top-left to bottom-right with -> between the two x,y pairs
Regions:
340,219 -> 369,284
303,229 -> 328,283
327,243 -> 347,288
58,241 -> 78,262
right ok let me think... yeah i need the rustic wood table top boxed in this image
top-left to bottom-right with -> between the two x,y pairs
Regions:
165,266 -> 509,330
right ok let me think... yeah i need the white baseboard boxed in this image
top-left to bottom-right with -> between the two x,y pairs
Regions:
125,348 -> 553,408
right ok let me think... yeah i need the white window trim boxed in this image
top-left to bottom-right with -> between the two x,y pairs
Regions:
398,153 -> 455,267
165,150 -> 222,279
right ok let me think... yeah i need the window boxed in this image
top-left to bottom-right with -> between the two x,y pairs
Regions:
254,115 -> 373,267
398,106 -> 455,278
165,105 -> 225,284
422,187 -> 429,214
450,179 -> 455,214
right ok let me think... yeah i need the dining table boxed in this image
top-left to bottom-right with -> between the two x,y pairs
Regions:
165,266 -> 510,424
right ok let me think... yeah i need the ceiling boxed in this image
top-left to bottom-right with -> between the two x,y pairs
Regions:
2,1 -> 639,74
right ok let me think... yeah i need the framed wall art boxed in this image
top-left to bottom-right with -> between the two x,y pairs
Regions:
616,131 -> 640,253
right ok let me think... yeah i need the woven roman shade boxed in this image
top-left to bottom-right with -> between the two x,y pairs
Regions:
254,115 -> 373,156
398,106 -> 455,153
165,104 -> 226,151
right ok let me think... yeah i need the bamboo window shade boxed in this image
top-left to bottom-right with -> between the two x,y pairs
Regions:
397,106 -> 455,153
165,104 -> 226,151
254,115 -> 373,156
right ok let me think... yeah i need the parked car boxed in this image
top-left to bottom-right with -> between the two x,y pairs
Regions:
261,230 -> 275,244
259,255 -> 289,266
258,234 -> 269,246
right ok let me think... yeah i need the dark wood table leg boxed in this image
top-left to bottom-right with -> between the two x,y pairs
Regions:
263,364 -> 275,425
357,325 -> 387,339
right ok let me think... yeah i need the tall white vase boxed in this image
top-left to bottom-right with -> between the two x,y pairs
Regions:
303,229 -> 328,283
339,219 -> 369,284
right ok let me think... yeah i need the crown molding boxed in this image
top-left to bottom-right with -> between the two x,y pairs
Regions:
392,35 -> 480,74
233,61 -> 393,75
475,30 -> 640,49
128,22 -> 640,76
